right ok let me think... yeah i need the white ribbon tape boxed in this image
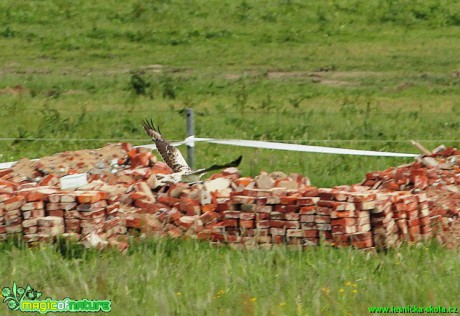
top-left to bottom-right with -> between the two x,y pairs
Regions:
192,138 -> 418,158
0,138 -> 417,170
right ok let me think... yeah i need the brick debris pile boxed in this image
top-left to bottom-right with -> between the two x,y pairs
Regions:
0,143 -> 458,251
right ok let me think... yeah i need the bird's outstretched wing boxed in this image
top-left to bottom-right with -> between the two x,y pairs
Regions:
189,155 -> 243,176
142,118 -> 192,173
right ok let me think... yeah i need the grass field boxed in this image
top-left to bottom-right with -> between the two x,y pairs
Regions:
1,0 -> 459,315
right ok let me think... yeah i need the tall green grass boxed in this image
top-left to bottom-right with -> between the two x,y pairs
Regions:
0,1 -> 459,314
1,239 -> 459,316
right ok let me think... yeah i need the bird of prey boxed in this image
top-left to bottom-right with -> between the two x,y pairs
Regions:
142,118 -> 242,183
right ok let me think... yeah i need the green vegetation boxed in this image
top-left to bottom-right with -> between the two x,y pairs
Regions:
0,0 -> 459,186
0,1 -> 459,315
1,238 -> 459,315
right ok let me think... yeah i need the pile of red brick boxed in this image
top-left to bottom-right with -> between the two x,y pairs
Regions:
0,144 -> 458,251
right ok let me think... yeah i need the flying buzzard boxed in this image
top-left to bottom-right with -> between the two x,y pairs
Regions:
142,118 -> 242,183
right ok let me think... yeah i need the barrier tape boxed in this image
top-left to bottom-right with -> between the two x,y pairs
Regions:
138,136 -> 417,157
0,137 -> 418,169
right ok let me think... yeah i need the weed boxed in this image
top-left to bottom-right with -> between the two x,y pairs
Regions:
129,71 -> 152,97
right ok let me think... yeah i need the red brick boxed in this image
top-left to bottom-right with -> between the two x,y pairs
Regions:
316,223 -> 332,231
286,229 -> 303,238
231,195 -> 256,204
303,238 -> 319,246
332,233 -> 350,246
285,212 -> 299,221
315,216 -> 331,224
48,210 -> 65,217
157,209 -> 182,223
0,178 -> 18,188
317,200 -> 340,208
199,211 -> 220,224
179,198 -> 201,216
256,213 -> 270,220
79,208 -> 106,220
6,225 -> 22,234
196,230 -> 211,240
280,196 -> 298,205
47,202 -> 77,211
130,152 -> 151,169
351,239 -> 373,249
256,220 -> 270,228
240,212 -> 255,220
38,216 -> 64,227
125,216 -> 142,228
420,225 -> 432,234
254,205 -> 272,213
355,201 -> 375,211
26,191 -> 46,202
222,219 -> 237,227
270,220 -> 285,228
271,233 -> 285,242
77,192 -> 103,204
175,216 -> 195,230
201,203 -> 216,213
285,221 -> 300,229
166,224 -> 182,238
39,174 -> 58,186
270,212 -> 285,220
303,230 -> 318,238
300,214 -> 315,223
409,225 -> 420,235
29,209 -> 46,218
5,209 -> 21,221
134,199 -> 162,214
299,206 -> 316,214
0,169 -> 13,178
330,210 -> 356,218
4,195 -> 25,211
332,225 -> 356,234
301,222 -> 316,230
331,218 -> 356,226
151,161 -> 173,174
317,207 -> 331,216
407,218 -> 419,227
224,211 -> 241,219
240,220 -> 254,229
297,197 -> 319,206
130,191 -> 146,200
234,177 -> 254,187
77,200 -> 107,212
419,216 -> 430,226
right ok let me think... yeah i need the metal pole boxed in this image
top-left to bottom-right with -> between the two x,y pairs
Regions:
186,108 -> 195,169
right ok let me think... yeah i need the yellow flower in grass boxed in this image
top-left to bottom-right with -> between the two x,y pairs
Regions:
345,281 -> 353,286
279,302 -> 286,307
321,287 -> 330,294
352,289 -> 358,294
176,292 -> 182,295
249,297 -> 257,302
338,288 -> 345,294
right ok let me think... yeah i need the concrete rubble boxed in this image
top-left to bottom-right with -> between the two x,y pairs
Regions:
0,143 -> 459,252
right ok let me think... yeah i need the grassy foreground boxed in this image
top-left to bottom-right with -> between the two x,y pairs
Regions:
0,0 -> 460,315
1,239 -> 459,316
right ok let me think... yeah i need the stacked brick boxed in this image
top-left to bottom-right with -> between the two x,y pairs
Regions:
0,143 -> 458,251
4,195 -> 25,236
362,147 -> 460,219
